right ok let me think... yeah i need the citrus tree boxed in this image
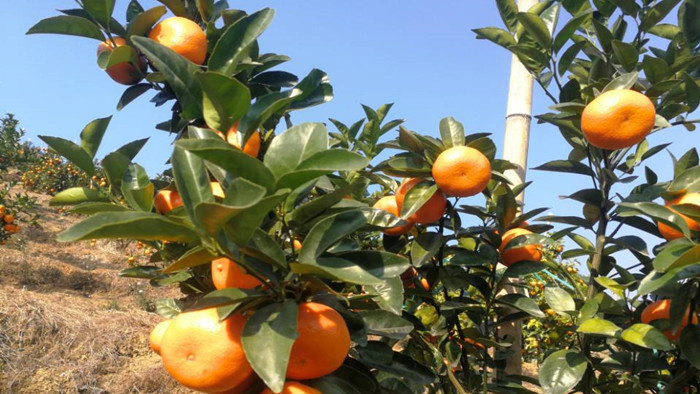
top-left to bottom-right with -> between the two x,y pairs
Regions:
27,1 -> 700,394
476,0 -> 700,392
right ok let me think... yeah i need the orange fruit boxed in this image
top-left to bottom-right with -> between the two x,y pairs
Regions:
499,228 -> 542,266
211,181 -> 225,199
212,121 -> 262,158
287,302 -> 350,380
148,17 -> 207,65
96,37 -> 147,85
432,146 -> 491,197
657,193 -> 700,241
160,308 -> 253,392
395,178 -> 447,224
372,196 -> 414,236
293,239 -> 303,250
581,89 -> 655,150
154,190 -> 183,214
3,214 -> 14,224
149,319 -> 172,355
4,224 -> 19,234
640,299 -> 698,341
420,277 -> 431,292
261,381 -> 321,394
0,205 -> 5,215
211,257 -> 263,290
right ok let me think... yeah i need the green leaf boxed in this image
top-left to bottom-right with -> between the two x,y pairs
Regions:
557,41 -> 586,76
501,261 -> 546,277
594,276 -> 628,298
680,325 -> 700,369
669,167 -> 700,193
473,27 -> 516,49
400,181 -> 439,219
156,0 -> 188,17
209,8 -> 275,75
126,0 -> 144,22
618,202 -> 690,238
299,210 -> 368,262
648,23 -> 682,39
553,12 -> 591,53
79,116 -> 112,159
39,136 -> 95,176
358,310 -> 413,339
620,324 -> 672,350
516,12 -> 552,50
163,246 -> 217,273
171,145 -> 213,231
82,0 -> 116,30
264,122 -> 327,178
121,163 -> 154,212
539,350 -> 587,394
496,0 -> 519,32
117,83 -> 151,111
195,0 -> 214,21
438,117 -> 465,148
97,45 -> 139,69
194,179 -> 266,235
684,73 -> 700,112
641,0 -> 683,31
155,298 -> 182,318
642,56 -> 669,84
196,71 -> 252,132
242,300 -> 298,393
655,242 -> 700,273
126,6 -> 167,38
411,232 -> 443,267
57,212 -> 198,242
577,317 -> 623,337
365,277 -> 403,315
592,18 -> 614,51
545,287 -> 576,315
225,190 -> 288,248
131,36 -> 203,120
533,160 -> 594,176
682,0 -> 700,48
510,44 -> 549,73
26,15 -> 105,41
176,137 -> 275,192
67,202 -> 128,215
602,71 -> 639,92
289,180 -> 366,228
496,294 -> 545,317
101,138 -> 149,189
611,40 -> 639,72
49,187 -> 110,206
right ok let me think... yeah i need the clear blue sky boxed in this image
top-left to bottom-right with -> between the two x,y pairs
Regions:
1,1 -> 696,264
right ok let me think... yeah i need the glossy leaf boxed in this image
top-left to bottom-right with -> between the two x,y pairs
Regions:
365,277 -> 404,315
67,202 -> 127,215
516,12 -> 551,49
38,136 -> 95,176
359,310 -> 413,339
545,287 -> 575,315
27,16 -> 105,41
264,122 -> 327,178
618,202 -> 690,238
611,40 -> 639,72
121,163 -> 154,212
49,187 -> 110,206
496,0 -> 519,32
194,179 -> 266,235
131,36 -> 203,120
620,324 -> 672,350
242,300 -> 298,393
126,5 -> 167,38
156,0 -> 187,17
577,317 -> 622,337
533,160 -> 594,176
473,27 -> 517,48
225,190 -> 288,247
209,8 -> 275,75
163,246 -> 217,273
117,83 -> 151,110
197,71 -> 251,133
79,116 -> 112,158
439,117 -> 465,148
171,145 -> 213,231
57,212 -> 198,242
496,294 -> 545,317
553,12 -> 590,53
400,181 -> 439,219
680,325 -> 700,369
539,350 -> 587,394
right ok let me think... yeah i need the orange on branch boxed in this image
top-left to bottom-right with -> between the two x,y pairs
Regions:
154,190 -> 183,214
96,37 -> 147,85
499,228 -> 542,267
640,299 -> 698,341
581,89 -> 655,150
287,302 -> 350,380
3,214 -> 14,224
261,381 -> 321,394
395,178 -> 447,224
211,257 -> 263,290
432,146 -> 491,197
159,308 -> 253,392
149,319 -> 172,355
372,196 -> 414,236
148,17 -> 207,65
657,193 -> 700,241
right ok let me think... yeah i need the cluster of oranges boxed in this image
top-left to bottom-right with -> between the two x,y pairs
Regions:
98,17 -> 207,85
148,301 -> 348,392
20,153 -> 92,195
0,204 -> 19,236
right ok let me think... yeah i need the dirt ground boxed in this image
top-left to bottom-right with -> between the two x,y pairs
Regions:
0,187 -> 189,393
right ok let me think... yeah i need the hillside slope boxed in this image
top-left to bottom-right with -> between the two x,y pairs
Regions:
0,186 -> 189,393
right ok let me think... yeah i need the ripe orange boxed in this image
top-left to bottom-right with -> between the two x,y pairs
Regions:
0,205 -> 5,215
287,302 -> 350,380
4,224 -> 19,234
159,308 -> 253,392
420,277 -> 431,292
372,196 -> 414,236
148,17 -> 207,65
395,178 -> 447,224
261,381 -> 321,394
96,37 -> 147,85
293,239 -> 303,250
154,189 -> 183,214
149,319 -> 172,355
581,89 -> 655,150
432,146 -> 491,197
212,121 -> 262,158
657,193 -> 700,241
211,257 -> 263,290
640,299 -> 698,341
499,228 -> 542,266
3,214 -> 14,224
